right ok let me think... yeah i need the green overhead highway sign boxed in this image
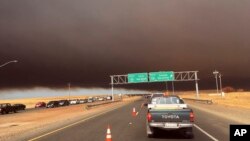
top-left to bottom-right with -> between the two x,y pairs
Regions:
149,71 -> 174,82
128,73 -> 148,83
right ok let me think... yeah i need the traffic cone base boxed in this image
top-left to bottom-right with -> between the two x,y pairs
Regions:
132,107 -> 136,117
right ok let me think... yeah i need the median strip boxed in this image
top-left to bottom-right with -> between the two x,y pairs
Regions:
86,100 -> 122,109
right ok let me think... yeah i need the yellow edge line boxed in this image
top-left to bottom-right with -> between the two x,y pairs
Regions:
28,103 -> 128,141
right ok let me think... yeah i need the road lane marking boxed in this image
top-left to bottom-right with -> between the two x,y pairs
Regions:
194,124 -> 219,141
28,104 -> 127,141
141,103 -> 144,108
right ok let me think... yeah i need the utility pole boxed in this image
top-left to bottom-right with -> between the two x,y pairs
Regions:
172,81 -> 175,95
111,76 -> 114,101
219,74 -> 223,96
195,72 -> 199,98
165,82 -> 168,91
213,70 -> 219,94
68,83 -> 71,100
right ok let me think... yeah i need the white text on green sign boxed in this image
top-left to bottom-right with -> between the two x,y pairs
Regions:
149,71 -> 174,82
128,73 -> 148,83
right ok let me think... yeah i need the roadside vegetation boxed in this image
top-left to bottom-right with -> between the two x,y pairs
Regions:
179,90 -> 250,109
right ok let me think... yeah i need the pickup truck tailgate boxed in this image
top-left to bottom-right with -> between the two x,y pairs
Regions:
149,109 -> 192,123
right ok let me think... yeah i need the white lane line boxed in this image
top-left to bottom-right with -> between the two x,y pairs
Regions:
194,124 -> 219,141
28,104 -> 126,141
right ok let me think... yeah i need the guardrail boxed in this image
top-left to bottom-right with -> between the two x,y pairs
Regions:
182,98 -> 213,104
86,99 -> 122,109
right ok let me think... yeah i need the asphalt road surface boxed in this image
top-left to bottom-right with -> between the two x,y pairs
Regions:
29,98 -> 236,141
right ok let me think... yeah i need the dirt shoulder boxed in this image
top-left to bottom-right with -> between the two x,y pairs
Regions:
0,96 -> 141,141
180,92 -> 250,109
179,92 -> 250,124
183,99 -> 250,124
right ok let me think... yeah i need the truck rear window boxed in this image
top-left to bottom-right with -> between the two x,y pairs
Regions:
151,97 -> 184,104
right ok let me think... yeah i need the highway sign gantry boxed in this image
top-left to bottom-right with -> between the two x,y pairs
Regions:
128,73 -> 148,83
149,71 -> 174,82
111,71 -> 199,100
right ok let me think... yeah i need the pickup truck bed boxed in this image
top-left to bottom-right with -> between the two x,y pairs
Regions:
148,108 -> 193,127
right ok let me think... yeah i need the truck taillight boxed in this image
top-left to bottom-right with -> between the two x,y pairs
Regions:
147,113 -> 152,122
190,112 -> 194,122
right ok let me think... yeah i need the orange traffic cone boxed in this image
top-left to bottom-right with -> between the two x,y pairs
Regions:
106,125 -> 112,141
132,107 -> 136,117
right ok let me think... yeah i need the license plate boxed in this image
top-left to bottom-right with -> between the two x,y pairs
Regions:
164,123 -> 178,128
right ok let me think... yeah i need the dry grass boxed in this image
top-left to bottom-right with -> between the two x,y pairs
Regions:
179,92 -> 250,109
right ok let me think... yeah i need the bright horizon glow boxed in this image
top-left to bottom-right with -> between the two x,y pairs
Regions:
0,87 -> 152,100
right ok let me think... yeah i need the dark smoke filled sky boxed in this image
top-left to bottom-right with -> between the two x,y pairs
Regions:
0,0 -> 250,90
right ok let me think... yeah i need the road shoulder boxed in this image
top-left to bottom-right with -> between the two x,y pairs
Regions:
185,100 -> 250,124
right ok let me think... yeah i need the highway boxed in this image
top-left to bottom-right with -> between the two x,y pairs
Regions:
8,100 -> 115,115
28,98 -> 236,141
